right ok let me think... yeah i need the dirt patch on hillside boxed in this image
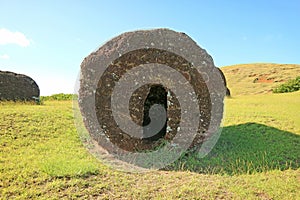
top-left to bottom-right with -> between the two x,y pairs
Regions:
253,75 -> 275,83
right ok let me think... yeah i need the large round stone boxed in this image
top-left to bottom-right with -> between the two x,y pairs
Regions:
78,28 -> 226,155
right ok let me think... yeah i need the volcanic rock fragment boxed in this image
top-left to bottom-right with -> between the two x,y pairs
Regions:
79,28 -> 226,155
0,70 -> 40,101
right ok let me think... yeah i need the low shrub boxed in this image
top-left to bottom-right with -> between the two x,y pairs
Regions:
273,76 -> 300,93
40,93 -> 76,101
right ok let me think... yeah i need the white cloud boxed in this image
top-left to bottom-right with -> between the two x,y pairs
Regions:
0,54 -> 10,59
0,28 -> 31,47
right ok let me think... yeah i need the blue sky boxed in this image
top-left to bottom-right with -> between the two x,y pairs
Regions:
1,0 -> 299,95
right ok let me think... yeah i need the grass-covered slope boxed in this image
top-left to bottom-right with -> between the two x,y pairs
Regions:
1,92 -> 299,199
220,63 -> 300,96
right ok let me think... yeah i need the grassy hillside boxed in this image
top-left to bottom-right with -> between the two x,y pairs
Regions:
220,63 -> 300,96
1,92 -> 299,199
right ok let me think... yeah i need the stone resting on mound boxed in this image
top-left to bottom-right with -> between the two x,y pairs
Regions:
79,28 -> 226,155
216,68 -> 231,96
0,70 -> 40,101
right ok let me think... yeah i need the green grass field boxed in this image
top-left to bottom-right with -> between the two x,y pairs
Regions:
1,91 -> 299,199
1,63 -> 300,199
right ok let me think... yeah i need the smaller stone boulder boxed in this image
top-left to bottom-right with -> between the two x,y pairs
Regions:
216,68 -> 231,96
0,70 -> 40,101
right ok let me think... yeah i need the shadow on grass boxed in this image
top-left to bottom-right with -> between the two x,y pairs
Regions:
166,122 -> 300,175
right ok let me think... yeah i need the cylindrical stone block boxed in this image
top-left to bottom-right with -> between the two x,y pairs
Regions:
78,28 -> 226,169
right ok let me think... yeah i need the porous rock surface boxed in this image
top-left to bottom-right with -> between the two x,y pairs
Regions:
79,29 -> 226,153
0,70 -> 40,101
